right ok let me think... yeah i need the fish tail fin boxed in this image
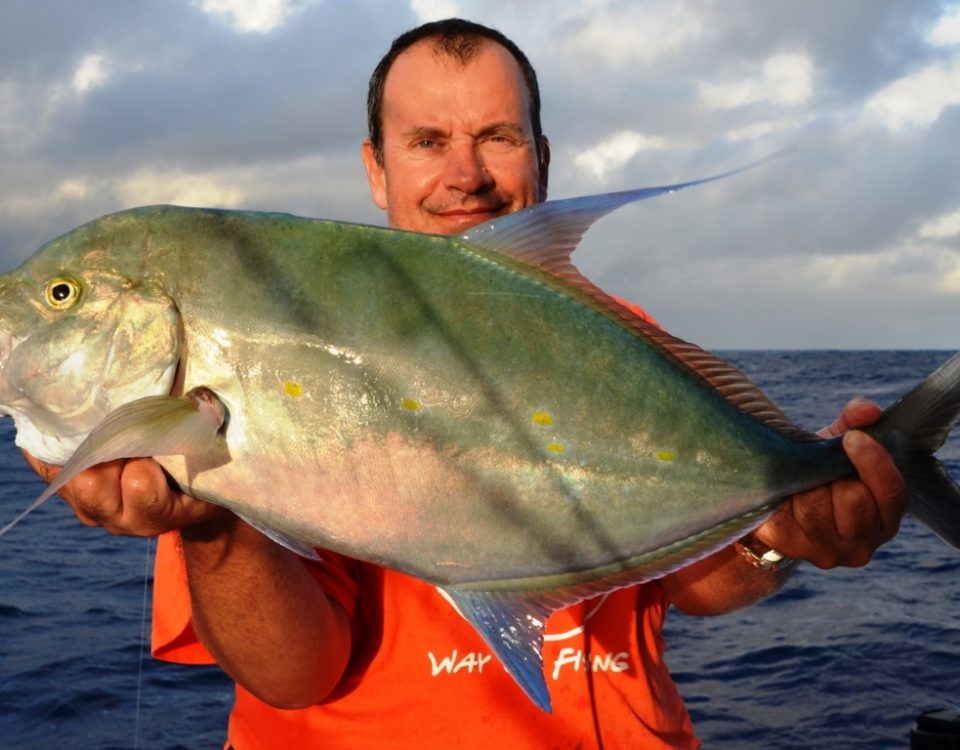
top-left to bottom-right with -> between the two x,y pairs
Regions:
901,457 -> 960,550
871,352 -> 960,549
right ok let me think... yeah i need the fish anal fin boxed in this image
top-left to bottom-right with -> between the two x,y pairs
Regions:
235,511 -> 323,561
441,546 -> 717,714
441,505 -> 781,711
443,588 -> 555,712
442,557 -> 690,713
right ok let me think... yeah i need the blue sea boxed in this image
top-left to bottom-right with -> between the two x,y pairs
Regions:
1,350 -> 958,749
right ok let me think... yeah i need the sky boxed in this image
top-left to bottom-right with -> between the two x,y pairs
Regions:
1,0 -> 958,349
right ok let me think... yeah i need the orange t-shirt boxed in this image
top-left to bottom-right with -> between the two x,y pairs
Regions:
152,533 -> 698,750
151,297 -> 699,748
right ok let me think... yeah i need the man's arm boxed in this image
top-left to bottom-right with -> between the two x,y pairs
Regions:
659,399 -> 908,616
24,454 -> 352,708
179,510 -> 352,708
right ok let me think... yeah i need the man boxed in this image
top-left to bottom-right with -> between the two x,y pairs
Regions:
27,18 -> 907,749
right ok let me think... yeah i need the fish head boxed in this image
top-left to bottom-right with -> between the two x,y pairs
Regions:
0,219 -> 182,464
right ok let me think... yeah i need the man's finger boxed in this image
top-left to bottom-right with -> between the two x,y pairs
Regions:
842,430 -> 907,536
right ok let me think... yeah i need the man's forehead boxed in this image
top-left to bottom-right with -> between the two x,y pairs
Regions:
383,37 -> 526,99
402,35 -> 492,69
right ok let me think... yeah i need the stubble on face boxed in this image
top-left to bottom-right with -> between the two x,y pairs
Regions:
372,40 -> 544,235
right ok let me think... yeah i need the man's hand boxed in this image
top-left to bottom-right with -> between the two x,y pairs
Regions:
662,398 -> 909,615
752,398 -> 908,568
23,450 -> 352,707
23,452 -> 224,536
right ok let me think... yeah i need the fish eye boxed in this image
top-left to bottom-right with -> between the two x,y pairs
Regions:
43,278 -> 82,310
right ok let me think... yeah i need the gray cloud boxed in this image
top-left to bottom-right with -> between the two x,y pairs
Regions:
1,0 -> 958,348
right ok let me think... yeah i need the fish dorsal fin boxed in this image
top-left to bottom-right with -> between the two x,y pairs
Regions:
635,323 -> 819,441
460,153 -> 782,279
602,291 -> 817,441
463,153 -> 815,442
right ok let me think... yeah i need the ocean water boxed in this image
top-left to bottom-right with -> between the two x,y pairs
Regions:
1,350 -> 958,749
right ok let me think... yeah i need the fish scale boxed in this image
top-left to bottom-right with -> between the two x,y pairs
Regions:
1,166 -> 959,712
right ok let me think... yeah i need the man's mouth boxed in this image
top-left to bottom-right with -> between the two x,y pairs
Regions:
430,204 -> 508,231
435,204 -> 505,217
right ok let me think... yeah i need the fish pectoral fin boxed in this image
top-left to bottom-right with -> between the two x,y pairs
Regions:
443,587 -> 555,713
234,511 -> 322,561
37,386 -> 228,505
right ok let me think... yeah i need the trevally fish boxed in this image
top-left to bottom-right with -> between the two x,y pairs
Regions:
1,171 -> 959,713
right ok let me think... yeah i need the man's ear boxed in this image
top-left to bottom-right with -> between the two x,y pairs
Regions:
538,136 -> 551,202
361,139 -> 388,210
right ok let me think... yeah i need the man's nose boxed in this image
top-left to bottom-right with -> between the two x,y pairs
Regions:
443,142 -> 493,193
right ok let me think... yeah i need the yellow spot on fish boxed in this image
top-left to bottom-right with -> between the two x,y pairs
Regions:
402,398 -> 422,411
546,442 -> 565,454
531,411 -> 554,426
656,450 -> 676,462
284,381 -> 303,398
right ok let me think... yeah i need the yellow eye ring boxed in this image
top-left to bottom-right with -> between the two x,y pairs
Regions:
44,278 -> 82,309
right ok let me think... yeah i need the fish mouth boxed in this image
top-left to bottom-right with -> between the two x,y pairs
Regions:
0,330 -> 10,415
0,329 -> 10,368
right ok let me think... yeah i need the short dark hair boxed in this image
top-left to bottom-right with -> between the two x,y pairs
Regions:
366,18 -> 545,169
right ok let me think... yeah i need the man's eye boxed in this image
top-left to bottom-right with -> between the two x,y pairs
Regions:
416,139 -> 436,149
485,134 -> 519,148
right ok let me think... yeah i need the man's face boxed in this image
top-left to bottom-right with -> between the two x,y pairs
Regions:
362,40 -> 548,235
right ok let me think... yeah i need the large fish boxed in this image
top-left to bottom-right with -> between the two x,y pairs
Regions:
1,174 -> 959,712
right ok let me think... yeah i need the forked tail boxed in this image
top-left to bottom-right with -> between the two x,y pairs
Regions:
868,352 -> 960,549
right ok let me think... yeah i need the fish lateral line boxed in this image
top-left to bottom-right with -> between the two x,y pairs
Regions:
434,349 -> 960,713
459,151 -> 817,445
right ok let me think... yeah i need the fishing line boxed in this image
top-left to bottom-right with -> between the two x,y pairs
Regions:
133,535 -> 155,750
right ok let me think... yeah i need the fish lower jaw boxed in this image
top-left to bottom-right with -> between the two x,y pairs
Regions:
11,414 -> 85,465
0,330 -> 13,371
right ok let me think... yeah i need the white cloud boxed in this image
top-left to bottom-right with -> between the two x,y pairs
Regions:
805,251 -> 876,290
2,2 -> 958,348
55,179 -> 91,201
929,244 -> 960,294
411,0 -> 461,23
196,0 -> 304,34
919,207 -> 960,239
699,53 -> 814,111
564,2 -> 704,67
573,130 -> 669,180
119,170 -> 246,207
72,53 -> 111,93
0,170 -> 245,222
864,59 -> 960,131
724,117 -> 804,143
929,5 -> 960,46
0,174 -> 105,230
